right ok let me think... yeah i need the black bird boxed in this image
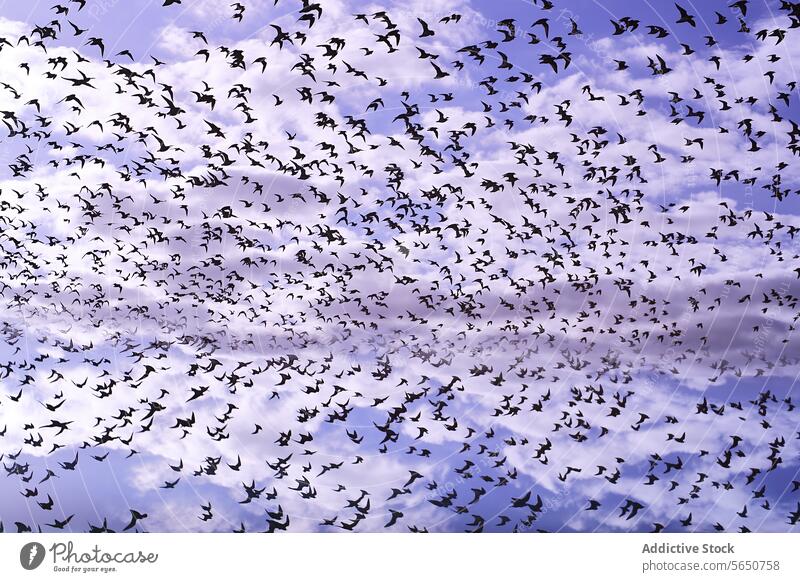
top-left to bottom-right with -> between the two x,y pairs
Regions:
417,18 -> 435,38
675,3 -> 697,27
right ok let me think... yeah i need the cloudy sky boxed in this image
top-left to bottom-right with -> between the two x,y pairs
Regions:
0,0 -> 799,533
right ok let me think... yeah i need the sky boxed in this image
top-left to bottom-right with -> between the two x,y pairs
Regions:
0,0 -> 799,533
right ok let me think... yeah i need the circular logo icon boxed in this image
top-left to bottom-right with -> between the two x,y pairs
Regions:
20,542 -> 46,570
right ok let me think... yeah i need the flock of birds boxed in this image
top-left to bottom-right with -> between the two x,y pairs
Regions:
0,0 -> 799,532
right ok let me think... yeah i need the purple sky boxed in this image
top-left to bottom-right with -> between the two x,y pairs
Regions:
0,0 -> 799,533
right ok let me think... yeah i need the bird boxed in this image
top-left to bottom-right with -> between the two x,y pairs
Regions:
46,514 -> 74,530
675,3 -> 697,27
124,510 -> 147,531
417,18 -> 435,38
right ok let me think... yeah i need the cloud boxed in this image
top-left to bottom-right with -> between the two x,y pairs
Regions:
0,0 -> 798,533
